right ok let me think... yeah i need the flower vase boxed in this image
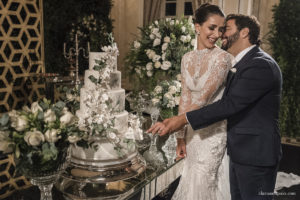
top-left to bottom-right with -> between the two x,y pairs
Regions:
14,148 -> 69,200
160,108 -> 174,120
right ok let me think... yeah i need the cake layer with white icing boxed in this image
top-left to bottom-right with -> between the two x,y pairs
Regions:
71,138 -> 137,166
108,89 -> 125,113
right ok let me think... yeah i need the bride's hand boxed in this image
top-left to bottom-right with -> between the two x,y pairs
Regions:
176,138 -> 186,159
147,122 -> 166,135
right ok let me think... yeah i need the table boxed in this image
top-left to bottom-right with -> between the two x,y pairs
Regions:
5,139 -> 184,200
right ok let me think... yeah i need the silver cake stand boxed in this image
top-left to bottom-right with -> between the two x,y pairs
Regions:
56,150 -> 146,199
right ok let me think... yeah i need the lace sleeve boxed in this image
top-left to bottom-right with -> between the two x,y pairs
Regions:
191,51 -> 232,108
176,55 -> 190,138
176,51 -> 231,138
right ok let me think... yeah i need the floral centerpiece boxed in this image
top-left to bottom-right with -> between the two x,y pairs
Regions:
125,17 -> 195,92
151,80 -> 182,119
0,99 -> 86,200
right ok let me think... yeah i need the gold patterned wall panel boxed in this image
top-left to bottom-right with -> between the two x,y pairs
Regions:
0,154 -> 31,198
0,0 -> 44,113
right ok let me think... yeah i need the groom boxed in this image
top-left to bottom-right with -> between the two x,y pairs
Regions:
148,14 -> 282,200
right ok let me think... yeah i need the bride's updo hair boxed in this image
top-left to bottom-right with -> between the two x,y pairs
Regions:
194,3 -> 225,25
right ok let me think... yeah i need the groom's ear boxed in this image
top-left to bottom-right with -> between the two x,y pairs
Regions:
240,27 -> 250,39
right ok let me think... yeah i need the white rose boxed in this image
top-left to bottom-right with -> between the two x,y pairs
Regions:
169,85 -> 177,94
174,81 -> 181,91
164,92 -> 172,100
150,34 -> 155,39
66,93 -> 74,101
24,129 -> 44,146
170,20 -> 174,25
154,86 -> 163,94
161,61 -> 172,70
44,109 -> 56,123
11,115 -> 28,131
155,32 -> 161,38
230,68 -> 237,73
181,26 -> 186,33
147,71 -> 153,77
180,35 -> 187,43
108,132 -> 117,140
102,93 -> 109,101
22,106 -> 31,112
151,98 -> 160,105
176,20 -> 179,24
152,55 -> 161,62
175,96 -> 181,105
45,129 -> 61,143
176,74 -> 182,81
60,111 -> 74,126
153,38 -> 161,47
31,102 -> 42,114
135,68 -> 141,75
134,41 -> 141,49
162,53 -> 166,61
166,18 -> 171,22
152,28 -> 159,34
149,51 -> 156,59
162,43 -> 168,51
68,135 -> 80,143
154,61 -> 161,69
0,131 -> 12,153
186,34 -> 191,42
155,20 -> 158,25
146,62 -> 153,71
191,38 -> 196,47
164,36 -> 171,43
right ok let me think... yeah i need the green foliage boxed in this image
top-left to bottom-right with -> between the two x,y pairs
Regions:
43,0 -> 113,75
268,0 -> 300,138
125,17 -> 195,93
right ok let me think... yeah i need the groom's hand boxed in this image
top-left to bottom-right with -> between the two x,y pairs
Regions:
159,114 -> 188,136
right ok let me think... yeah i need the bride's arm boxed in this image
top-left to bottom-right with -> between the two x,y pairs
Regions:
176,56 -> 191,139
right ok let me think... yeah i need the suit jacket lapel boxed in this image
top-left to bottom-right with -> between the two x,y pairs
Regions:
224,46 -> 260,95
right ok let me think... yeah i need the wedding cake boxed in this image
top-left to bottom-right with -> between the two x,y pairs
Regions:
71,42 -> 143,168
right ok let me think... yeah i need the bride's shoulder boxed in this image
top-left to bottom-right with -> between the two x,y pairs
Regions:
183,50 -> 194,58
212,47 -> 233,61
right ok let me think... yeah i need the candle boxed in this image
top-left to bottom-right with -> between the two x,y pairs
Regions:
63,43 -> 66,56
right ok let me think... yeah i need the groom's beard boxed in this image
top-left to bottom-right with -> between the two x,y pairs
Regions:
221,31 -> 240,50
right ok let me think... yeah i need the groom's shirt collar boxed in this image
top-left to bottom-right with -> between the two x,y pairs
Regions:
232,45 -> 256,66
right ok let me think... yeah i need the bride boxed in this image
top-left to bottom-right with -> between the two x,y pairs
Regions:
148,3 -> 232,200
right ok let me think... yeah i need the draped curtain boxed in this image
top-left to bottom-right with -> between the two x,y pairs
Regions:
143,0 -> 163,26
192,0 -> 212,11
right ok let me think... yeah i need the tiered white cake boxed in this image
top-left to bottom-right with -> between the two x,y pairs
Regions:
71,51 -> 139,167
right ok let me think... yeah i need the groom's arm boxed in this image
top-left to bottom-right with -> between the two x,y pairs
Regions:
186,62 -> 275,131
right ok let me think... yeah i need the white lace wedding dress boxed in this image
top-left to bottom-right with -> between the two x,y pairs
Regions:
172,47 -> 232,200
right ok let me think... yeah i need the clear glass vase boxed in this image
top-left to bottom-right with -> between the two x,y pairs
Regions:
15,148 -> 69,200
143,106 -> 165,169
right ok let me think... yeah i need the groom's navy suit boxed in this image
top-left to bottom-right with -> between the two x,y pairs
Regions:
186,46 -> 282,200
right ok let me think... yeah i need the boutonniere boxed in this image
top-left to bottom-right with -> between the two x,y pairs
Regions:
230,68 -> 237,73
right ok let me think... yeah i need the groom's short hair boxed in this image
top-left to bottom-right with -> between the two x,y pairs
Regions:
226,14 -> 261,45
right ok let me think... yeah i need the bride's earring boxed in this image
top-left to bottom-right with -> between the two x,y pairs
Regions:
196,30 -> 200,35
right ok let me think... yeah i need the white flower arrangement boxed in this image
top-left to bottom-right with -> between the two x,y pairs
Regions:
0,98 -> 86,173
151,80 -> 181,110
125,17 -> 195,91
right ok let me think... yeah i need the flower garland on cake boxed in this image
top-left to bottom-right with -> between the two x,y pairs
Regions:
77,36 -> 142,155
